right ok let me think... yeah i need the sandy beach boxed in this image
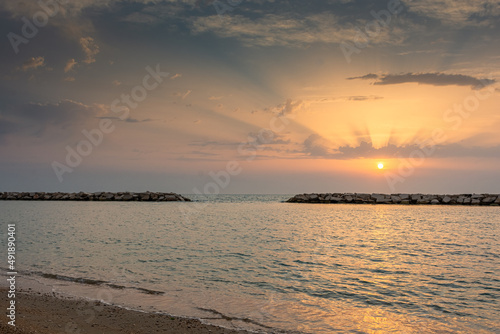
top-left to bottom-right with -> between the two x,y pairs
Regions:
1,288 -> 254,334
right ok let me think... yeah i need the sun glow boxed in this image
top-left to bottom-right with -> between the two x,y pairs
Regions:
378,163 -> 384,169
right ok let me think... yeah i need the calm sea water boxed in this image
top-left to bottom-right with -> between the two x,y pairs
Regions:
1,195 -> 499,333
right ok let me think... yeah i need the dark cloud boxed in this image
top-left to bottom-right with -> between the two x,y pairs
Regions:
18,56 -> 46,72
347,73 -> 378,80
273,99 -> 304,116
348,72 -> 496,89
303,134 -> 332,156
96,117 -> 153,123
0,118 -> 19,141
124,118 -> 153,123
301,137 -> 500,159
345,95 -> 383,101
1,100 -> 106,138
12,100 -> 104,124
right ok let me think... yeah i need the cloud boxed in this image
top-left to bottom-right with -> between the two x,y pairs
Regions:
96,116 -> 152,123
348,72 -> 496,89
124,117 -> 153,123
303,134 -> 333,156
403,0 -> 500,26
0,100 -> 108,139
0,118 -> 19,141
189,140 -> 241,148
1,0 -> 190,18
170,74 -> 182,80
19,57 -> 45,71
348,73 -> 378,80
339,141 -> 500,159
80,37 -> 100,64
121,12 -> 163,24
17,100 -> 106,122
345,95 -> 384,101
263,99 -> 304,116
120,2 -> 193,24
191,13 -> 405,47
246,131 -> 291,146
257,95 -> 383,118
397,50 -> 436,56
173,90 -> 192,99
64,59 -> 78,73
300,138 -> 500,159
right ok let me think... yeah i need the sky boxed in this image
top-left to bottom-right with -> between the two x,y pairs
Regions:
0,0 -> 499,194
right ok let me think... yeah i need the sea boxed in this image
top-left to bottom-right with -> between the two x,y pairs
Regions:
1,194 -> 499,333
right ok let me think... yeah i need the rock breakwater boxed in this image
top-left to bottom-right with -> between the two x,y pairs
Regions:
0,192 -> 191,202
286,193 -> 500,206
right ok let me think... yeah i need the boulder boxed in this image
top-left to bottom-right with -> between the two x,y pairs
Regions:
391,195 -> 401,203
430,199 -> 440,205
165,195 -> 178,201
122,194 -> 133,201
411,194 -> 422,201
371,194 -> 385,202
296,194 -> 308,202
417,198 -> 430,204
442,196 -> 452,204
356,193 -> 371,200
482,196 -> 497,204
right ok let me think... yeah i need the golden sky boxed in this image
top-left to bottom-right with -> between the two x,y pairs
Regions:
1,0 -> 499,193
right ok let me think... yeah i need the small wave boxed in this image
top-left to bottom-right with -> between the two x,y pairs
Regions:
195,307 -> 301,333
21,269 -> 165,296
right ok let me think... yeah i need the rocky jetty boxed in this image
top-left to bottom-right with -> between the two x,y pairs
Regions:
0,192 -> 191,202
287,193 -> 500,206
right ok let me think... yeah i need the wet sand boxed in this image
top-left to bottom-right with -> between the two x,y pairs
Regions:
1,288 -> 255,334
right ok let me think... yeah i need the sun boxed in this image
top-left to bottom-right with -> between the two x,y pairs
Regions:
377,162 -> 384,169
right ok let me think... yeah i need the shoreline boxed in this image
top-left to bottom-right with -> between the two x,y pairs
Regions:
286,193 -> 500,205
0,287 -> 260,334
